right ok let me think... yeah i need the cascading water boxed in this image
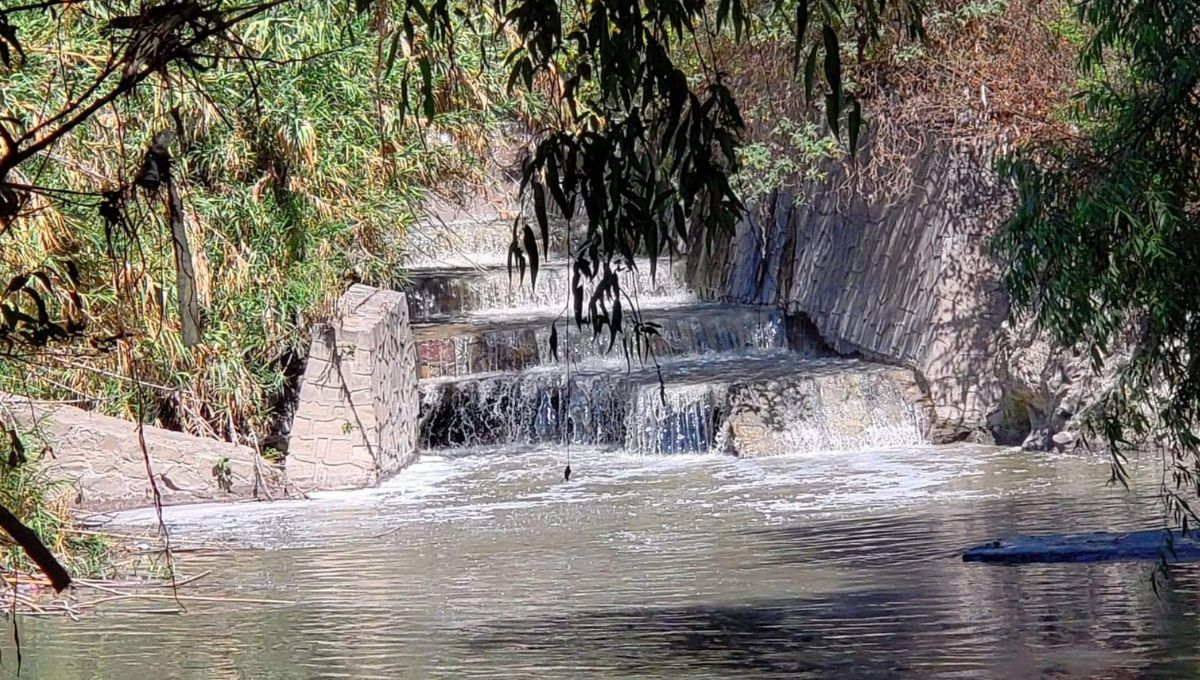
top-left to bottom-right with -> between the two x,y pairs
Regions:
71,216 -> 1176,680
406,220 -> 926,457
407,259 -> 694,321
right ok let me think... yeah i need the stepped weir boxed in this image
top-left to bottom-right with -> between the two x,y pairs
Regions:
405,217 -> 928,459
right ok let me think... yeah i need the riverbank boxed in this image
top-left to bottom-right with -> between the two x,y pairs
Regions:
2,282 -> 420,513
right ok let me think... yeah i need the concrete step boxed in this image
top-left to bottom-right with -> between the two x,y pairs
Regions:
417,352 -> 925,453
412,303 -> 785,379
405,258 -> 689,321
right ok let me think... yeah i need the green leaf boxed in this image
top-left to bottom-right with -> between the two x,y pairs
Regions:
523,223 -> 539,288
610,295 -> 622,349
6,427 -> 25,468
506,58 -> 523,94
573,284 -> 584,329
383,32 -> 402,79
398,70 -> 410,124
30,271 -> 51,291
794,0 -> 810,70
545,152 -> 572,217
532,182 -> 550,255
4,274 -> 27,296
507,232 -> 518,280
717,0 -> 731,31
419,57 -> 435,121
822,24 -> 842,127
409,0 -> 430,25
825,93 -> 840,139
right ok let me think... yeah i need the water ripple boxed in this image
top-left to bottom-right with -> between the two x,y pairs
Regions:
7,445 -> 1197,679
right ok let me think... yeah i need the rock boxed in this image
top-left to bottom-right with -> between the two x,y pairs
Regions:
5,397 -> 282,512
721,366 -> 924,458
926,418 -> 992,445
1051,430 -> 1078,448
1020,428 -> 1051,451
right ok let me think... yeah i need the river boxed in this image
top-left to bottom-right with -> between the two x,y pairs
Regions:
5,443 -> 1198,679
10,221 -> 1197,678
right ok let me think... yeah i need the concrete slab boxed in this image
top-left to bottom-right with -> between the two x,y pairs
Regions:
963,530 -> 1200,564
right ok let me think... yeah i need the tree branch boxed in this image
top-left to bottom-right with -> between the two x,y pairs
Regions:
0,503 -> 70,592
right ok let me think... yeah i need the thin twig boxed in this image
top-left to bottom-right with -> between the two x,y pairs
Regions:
75,569 -> 210,589
370,524 -> 405,539
85,592 -> 293,606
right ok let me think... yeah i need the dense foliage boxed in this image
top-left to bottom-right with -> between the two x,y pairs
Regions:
995,0 -> 1200,510
0,1 -> 528,445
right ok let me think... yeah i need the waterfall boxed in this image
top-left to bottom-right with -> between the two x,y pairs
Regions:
404,222 -> 927,457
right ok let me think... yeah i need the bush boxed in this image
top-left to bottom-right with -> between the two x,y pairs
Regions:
0,458 -> 110,579
0,3 -> 533,447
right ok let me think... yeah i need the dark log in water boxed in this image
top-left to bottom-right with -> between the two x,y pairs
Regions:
963,530 -> 1200,564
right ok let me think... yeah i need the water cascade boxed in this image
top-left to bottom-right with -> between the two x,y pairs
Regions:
406,217 -> 927,456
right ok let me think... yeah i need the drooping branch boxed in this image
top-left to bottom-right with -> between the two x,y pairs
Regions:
1,0 -> 290,180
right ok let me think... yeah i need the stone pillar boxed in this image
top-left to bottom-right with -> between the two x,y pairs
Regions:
287,284 -> 419,490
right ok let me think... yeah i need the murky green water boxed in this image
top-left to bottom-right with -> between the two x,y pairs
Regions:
5,445 -> 1200,679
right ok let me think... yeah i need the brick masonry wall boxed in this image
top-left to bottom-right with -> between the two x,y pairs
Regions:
2,397 -> 282,512
287,284 -> 420,490
688,142 -> 1085,444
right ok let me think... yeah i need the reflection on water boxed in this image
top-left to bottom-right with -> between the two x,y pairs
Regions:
5,445 -> 1200,679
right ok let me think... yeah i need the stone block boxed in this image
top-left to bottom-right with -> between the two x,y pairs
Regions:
288,284 -> 419,491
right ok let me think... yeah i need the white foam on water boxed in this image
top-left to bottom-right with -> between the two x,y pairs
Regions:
105,443 -> 1023,551
107,454 -> 466,536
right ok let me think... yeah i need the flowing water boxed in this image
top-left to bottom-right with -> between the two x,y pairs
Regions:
7,225 -> 1200,678
8,446 -> 1200,679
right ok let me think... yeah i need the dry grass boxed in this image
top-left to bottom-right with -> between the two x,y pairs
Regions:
711,0 -> 1080,202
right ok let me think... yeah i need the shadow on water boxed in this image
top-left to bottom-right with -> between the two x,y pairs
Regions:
464,591 -> 942,679
739,513 -> 965,567
461,568 -> 1200,679
454,503 -> 1200,680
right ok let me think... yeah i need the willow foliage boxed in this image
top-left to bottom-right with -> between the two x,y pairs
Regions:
996,1 -> 1200,515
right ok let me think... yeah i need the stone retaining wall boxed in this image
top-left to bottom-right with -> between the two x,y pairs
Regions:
0,282 -> 421,510
688,142 -> 1095,447
2,398 -> 281,512
287,284 -> 420,490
